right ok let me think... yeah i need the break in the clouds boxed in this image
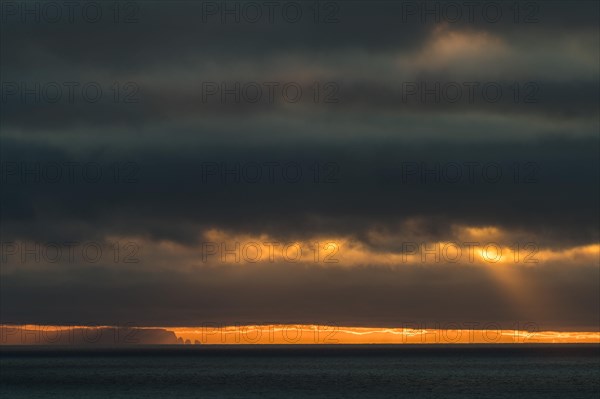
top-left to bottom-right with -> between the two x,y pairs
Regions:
0,1 -> 598,330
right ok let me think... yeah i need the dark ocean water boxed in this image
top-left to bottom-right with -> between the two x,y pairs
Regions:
1,345 -> 599,398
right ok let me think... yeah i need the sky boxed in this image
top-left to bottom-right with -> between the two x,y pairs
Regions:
0,1 -> 598,337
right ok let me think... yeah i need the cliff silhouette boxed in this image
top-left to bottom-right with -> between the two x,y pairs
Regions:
0,327 -> 180,345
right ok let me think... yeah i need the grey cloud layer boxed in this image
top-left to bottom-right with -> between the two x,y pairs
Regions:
1,261 -> 598,331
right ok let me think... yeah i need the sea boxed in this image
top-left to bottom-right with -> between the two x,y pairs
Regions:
1,345 -> 599,398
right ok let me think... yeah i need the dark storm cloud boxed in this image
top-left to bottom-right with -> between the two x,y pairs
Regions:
1,136 -> 598,248
1,1 -> 598,130
2,1 -> 598,64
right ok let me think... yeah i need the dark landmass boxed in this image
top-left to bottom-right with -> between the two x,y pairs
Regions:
0,327 -> 179,346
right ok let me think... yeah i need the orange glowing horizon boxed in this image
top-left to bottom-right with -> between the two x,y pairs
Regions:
2,324 -> 599,345
169,325 -> 600,344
